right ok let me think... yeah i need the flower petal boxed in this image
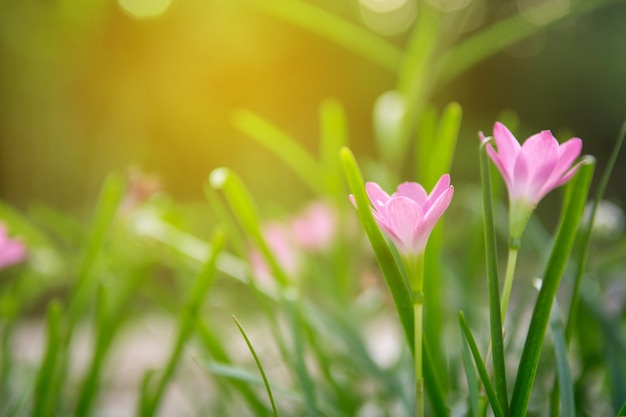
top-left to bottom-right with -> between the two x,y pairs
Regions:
493,122 -> 521,171
421,185 -> 454,237
537,137 -> 582,199
426,174 -> 451,204
513,130 -> 559,203
366,182 -> 390,210
381,196 -> 423,254
396,182 -> 428,206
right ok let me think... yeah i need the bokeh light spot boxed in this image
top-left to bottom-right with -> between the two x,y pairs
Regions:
359,0 -> 417,36
118,0 -> 174,19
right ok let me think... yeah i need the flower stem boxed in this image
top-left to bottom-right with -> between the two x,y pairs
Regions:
500,244 -> 519,320
408,253 -> 425,417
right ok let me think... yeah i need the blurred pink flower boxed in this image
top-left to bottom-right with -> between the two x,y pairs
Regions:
352,175 -> 454,256
291,201 -> 337,251
483,122 -> 583,238
0,223 -> 27,270
249,223 -> 300,284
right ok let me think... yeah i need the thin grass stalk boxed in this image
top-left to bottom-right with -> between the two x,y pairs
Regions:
479,140 -> 508,415
565,121 -> 626,343
140,231 -> 224,417
510,158 -> 595,417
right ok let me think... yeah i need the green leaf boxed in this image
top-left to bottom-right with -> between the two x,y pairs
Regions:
252,0 -> 402,72
617,400 -> 626,417
396,4 -> 440,158
479,140 -> 508,415
140,231 -> 225,417
232,109 -> 324,195
549,303 -> 575,417
435,0 -> 619,87
209,167 -> 290,287
340,147 -> 448,416
510,157 -> 595,417
339,147 -> 413,346
320,98 -> 348,201
458,312 -> 505,417
233,316 -> 280,417
566,121 -> 626,342
32,300 -> 63,417
459,326 -> 480,417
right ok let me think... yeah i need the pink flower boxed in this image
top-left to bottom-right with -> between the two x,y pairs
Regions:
291,201 -> 337,251
0,223 -> 27,270
352,175 -> 454,256
249,223 -> 300,285
483,122 -> 583,238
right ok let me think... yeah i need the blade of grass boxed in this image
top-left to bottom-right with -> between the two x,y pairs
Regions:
320,98 -> 348,201
458,312 -> 505,417
209,167 -> 290,287
233,315 -> 280,417
231,109 -> 324,195
140,230 -> 224,417
459,325 -> 480,417
340,147 -> 448,416
566,121 -> 626,342
32,300 -> 63,417
435,0 -> 620,87
396,4 -> 440,159
510,157 -> 595,417
479,140 -> 508,415
339,147 -> 413,346
617,400 -> 626,417
549,302 -> 575,417
197,321 -> 270,415
251,0 -> 401,72
286,299 -> 318,417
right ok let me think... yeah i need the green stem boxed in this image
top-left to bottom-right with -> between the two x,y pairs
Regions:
408,253 -> 425,417
500,245 -> 519,320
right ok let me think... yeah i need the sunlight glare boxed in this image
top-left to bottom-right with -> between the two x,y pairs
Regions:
517,0 -> 570,26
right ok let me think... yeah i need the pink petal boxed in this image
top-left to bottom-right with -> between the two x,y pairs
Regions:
421,174 -> 451,213
538,137 -> 582,199
513,131 -> 559,203
381,196 -> 423,254
366,182 -> 390,210
421,185 -> 454,238
396,182 -> 428,206
493,122 -> 521,171
487,143 -> 514,190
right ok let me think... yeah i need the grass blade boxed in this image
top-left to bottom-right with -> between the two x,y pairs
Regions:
252,0 -> 401,72
320,98 -> 348,201
479,140 -> 508,415
510,157 -> 595,417
549,302 -> 575,417
458,312 -> 505,417
459,326 -> 480,417
340,147 -> 448,416
197,321 -> 270,415
435,0 -> 619,87
339,147 -> 413,347
32,300 -> 63,417
233,315 -> 280,417
566,121 -> 626,342
209,167 -> 290,287
140,231 -> 225,417
232,109 -> 324,195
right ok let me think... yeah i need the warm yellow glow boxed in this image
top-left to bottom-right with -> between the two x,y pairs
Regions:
118,0 -> 174,19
